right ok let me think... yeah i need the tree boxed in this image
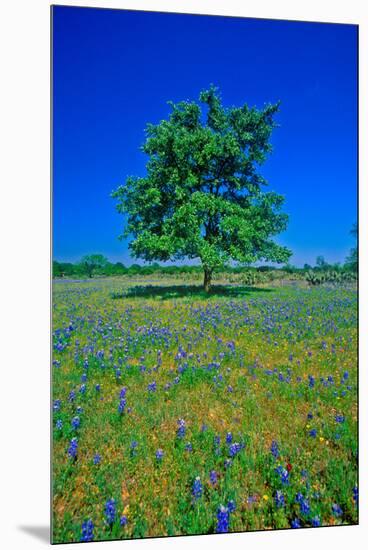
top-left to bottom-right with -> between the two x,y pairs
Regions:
345,223 -> 358,272
112,86 -> 291,292
315,256 -> 327,270
79,254 -> 108,278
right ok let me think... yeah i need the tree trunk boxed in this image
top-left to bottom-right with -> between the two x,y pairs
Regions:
203,268 -> 212,293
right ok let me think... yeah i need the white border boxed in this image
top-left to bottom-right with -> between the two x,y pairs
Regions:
1,1 -> 366,549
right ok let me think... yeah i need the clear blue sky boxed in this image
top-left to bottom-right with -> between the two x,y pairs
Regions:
52,6 -> 357,267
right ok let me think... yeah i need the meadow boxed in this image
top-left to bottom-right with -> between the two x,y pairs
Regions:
52,277 -> 358,543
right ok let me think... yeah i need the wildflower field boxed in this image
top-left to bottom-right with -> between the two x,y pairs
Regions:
52,278 -> 358,543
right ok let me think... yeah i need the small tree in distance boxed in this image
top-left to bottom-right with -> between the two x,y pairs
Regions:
79,254 -> 109,278
345,223 -> 357,272
112,86 -> 291,291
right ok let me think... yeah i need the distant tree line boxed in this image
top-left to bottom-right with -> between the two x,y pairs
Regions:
53,252 -> 357,282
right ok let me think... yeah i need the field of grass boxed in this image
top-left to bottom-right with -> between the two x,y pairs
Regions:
52,278 -> 358,543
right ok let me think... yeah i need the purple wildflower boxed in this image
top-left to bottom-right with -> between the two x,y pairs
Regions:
155,449 -> 164,461
227,500 -> 236,513
311,516 -> 321,527
120,515 -> 128,527
177,418 -> 186,439
56,419 -> 63,430
192,477 -> 203,499
105,498 -> 116,525
147,381 -> 157,392
68,437 -> 78,459
270,440 -> 279,458
210,470 -> 218,486
80,519 -> 94,542
216,505 -> 230,533
275,490 -> 285,508
118,398 -> 126,415
332,503 -> 343,517
71,416 -> 80,430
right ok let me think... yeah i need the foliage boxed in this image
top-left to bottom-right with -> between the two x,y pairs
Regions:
112,86 -> 291,290
344,223 -> 358,273
78,254 -> 109,278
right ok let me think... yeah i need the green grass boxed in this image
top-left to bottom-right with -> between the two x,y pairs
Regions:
52,278 -> 358,542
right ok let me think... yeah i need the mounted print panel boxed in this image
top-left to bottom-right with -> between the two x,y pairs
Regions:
51,5 -> 358,544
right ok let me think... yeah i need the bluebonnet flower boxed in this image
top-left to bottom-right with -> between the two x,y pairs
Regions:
307,412 -> 313,420
68,437 -> 78,459
93,453 -> 101,465
80,519 -> 94,542
308,375 -> 315,388
95,384 -> 100,392
311,516 -> 321,527
185,442 -> 193,452
79,384 -> 86,395
353,485 -> 358,504
226,432 -> 233,444
148,381 -> 157,392
76,406 -> 83,415
68,390 -> 76,403
229,442 -> 242,457
120,387 -> 127,398
201,424 -> 208,432
81,373 -> 87,383
120,515 -> 128,527
275,490 -> 285,508
56,419 -> 63,430
299,498 -> 310,515
192,477 -> 203,499
343,371 -> 349,380
291,518 -> 301,528
210,470 -> 218,485
295,492 -> 304,503
118,398 -> 126,415
105,498 -> 116,525
332,503 -> 343,517
275,465 -> 289,485
130,440 -> 138,455
224,459 -> 232,469
155,449 -> 164,461
177,418 -> 186,439
53,399 -> 61,412
71,416 -> 80,430
309,429 -> 317,438
335,415 -> 345,423
227,500 -> 236,513
227,385 -> 233,393
270,440 -> 279,458
216,505 -> 230,533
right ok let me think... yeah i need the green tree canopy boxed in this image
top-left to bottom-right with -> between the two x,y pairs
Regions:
112,86 -> 291,291
79,254 -> 109,278
345,223 -> 358,272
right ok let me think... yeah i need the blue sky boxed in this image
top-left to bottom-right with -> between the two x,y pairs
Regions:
52,6 -> 357,267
